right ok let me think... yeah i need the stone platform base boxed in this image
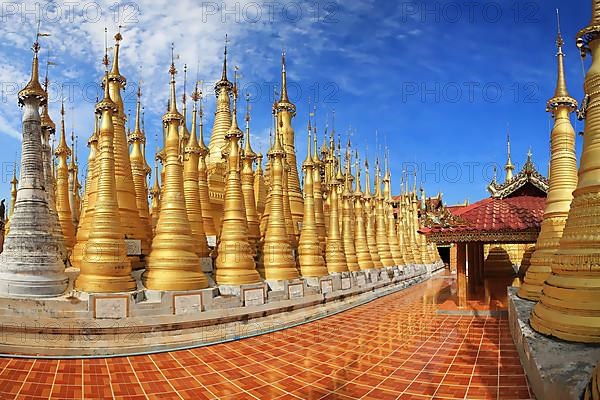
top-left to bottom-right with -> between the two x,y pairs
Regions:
508,287 -> 600,400
0,265 -> 433,357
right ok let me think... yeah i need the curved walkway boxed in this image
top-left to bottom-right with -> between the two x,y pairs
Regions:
0,276 -> 532,400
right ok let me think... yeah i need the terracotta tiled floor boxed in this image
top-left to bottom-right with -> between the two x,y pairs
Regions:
0,276 -> 532,399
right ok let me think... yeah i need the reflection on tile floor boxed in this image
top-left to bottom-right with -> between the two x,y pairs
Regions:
0,275 -> 532,399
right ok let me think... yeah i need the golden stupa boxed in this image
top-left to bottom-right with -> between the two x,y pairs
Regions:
128,85 -> 153,243
518,13 -> 578,301
530,4 -> 600,342
353,152 -> 375,271
183,82 -> 211,259
54,100 -> 76,252
325,153 -> 348,273
374,160 -> 395,267
241,94 -> 261,255
143,47 -> 208,291
297,121 -> 328,277
364,158 -> 383,268
75,44 -> 135,293
214,74 -> 262,286
341,145 -> 360,272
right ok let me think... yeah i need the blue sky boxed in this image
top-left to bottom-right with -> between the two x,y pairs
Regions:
0,0 -> 589,205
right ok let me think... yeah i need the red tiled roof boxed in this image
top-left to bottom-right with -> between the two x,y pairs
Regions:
421,195 -> 545,236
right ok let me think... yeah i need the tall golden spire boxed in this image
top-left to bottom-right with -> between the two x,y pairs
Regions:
353,151 -> 375,270
254,153 -> 266,216
68,130 -> 81,227
207,34 -> 233,166
364,156 -> 383,268
260,121 -> 299,280
143,45 -> 209,291
274,51 -> 303,237
297,123 -> 328,277
196,86 -> 217,236
519,10 -> 578,301
182,82 -> 211,259
179,64 -> 191,152
383,151 -> 405,266
71,106 -> 100,268
374,158 -> 394,267
106,30 -> 150,266
149,155 -> 161,234
312,111 -> 327,255
75,40 -> 135,293
215,72 -> 261,285
241,93 -> 261,255
341,143 -> 360,271
54,98 -> 76,251
129,83 -> 153,241
325,149 -> 348,273
504,127 -> 515,182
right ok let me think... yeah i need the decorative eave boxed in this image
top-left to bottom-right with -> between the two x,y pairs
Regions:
421,228 -> 540,245
487,155 -> 548,199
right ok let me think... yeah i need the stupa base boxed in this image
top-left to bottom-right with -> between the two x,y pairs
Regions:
0,271 -> 68,298
0,266 -> 430,357
508,287 -> 600,400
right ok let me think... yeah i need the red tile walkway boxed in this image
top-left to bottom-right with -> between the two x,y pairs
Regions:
0,276 -> 532,400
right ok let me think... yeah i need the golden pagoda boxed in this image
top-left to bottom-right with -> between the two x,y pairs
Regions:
254,153 -> 266,216
273,51 -> 303,236
518,12 -> 578,300
398,183 -> 415,265
71,110 -> 99,268
297,122 -> 328,277
196,91 -> 217,237
353,152 -> 375,271
504,130 -> 515,182
143,47 -> 209,291
75,45 -> 135,293
530,4 -> 600,342
374,160 -> 394,267
410,189 -> 425,265
67,130 -> 81,227
183,82 -> 210,259
214,74 -> 261,285
106,31 -> 149,266
54,100 -> 76,251
312,121 -> 327,255
325,152 -> 348,273
383,153 -> 405,266
364,157 -> 383,268
207,36 -> 233,230
341,145 -> 360,272
128,85 -> 153,242
149,157 -> 161,234
260,124 -> 299,280
241,94 -> 261,254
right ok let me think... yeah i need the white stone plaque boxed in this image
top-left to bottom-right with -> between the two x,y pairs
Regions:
243,288 -> 265,306
341,277 -> 351,290
206,235 -> 217,247
288,283 -> 304,299
95,297 -> 128,319
320,279 -> 333,294
370,270 -> 379,283
356,274 -> 366,286
125,239 -> 141,256
174,294 -> 202,315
